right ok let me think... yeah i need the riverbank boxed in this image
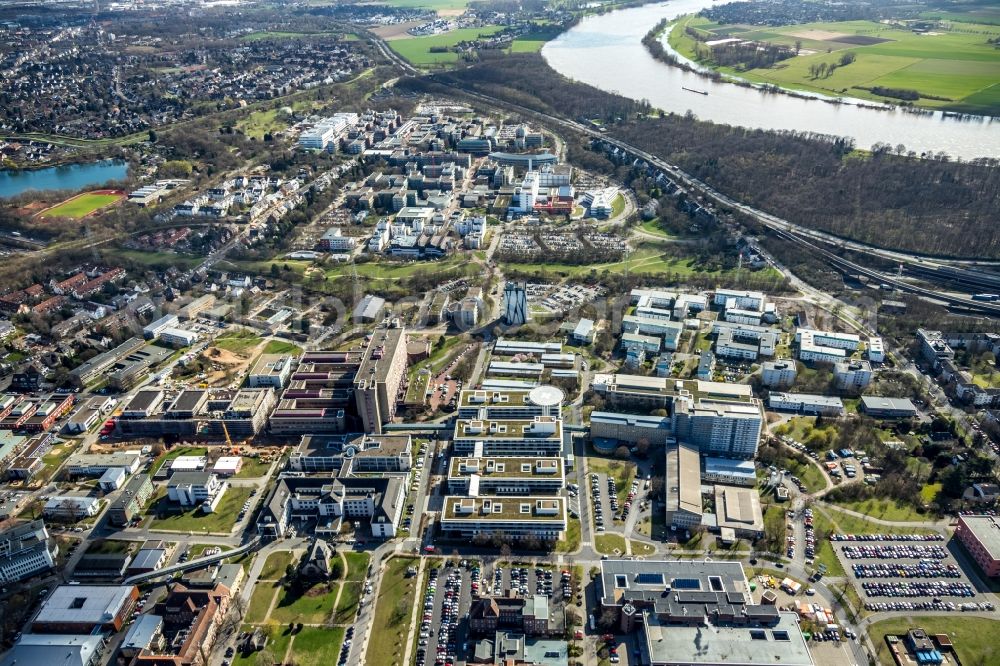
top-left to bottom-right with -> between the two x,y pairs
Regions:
658,13 -> 1000,118
542,0 -> 1000,160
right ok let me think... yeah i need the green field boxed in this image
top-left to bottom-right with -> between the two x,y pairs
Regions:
376,0 -> 469,11
668,15 -> 1000,114
41,192 -> 122,219
214,329 -> 263,356
389,26 -> 506,65
368,556 -> 420,666
289,626 -> 345,666
262,339 -> 304,356
868,617 -> 1000,666
148,486 -> 253,533
270,582 -> 339,624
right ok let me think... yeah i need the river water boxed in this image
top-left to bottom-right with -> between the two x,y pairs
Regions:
542,0 -> 999,160
0,159 -> 129,199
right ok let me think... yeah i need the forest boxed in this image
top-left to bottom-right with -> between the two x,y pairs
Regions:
408,54 -> 1000,259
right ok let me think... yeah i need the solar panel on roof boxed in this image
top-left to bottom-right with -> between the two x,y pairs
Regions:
636,573 -> 664,585
672,578 -> 701,590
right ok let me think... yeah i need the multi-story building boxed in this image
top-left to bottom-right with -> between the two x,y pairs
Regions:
447,456 -> 564,495
768,393 -> 845,416
456,386 -> 563,420
468,594 -> 563,637
702,457 -> 757,487
117,388 -> 277,439
502,282 -> 528,327
0,520 -> 57,584
65,452 -> 142,477
353,326 -> 408,434
258,475 -> 405,539
664,443 -> 702,531
917,328 -> 955,368
834,359 -> 873,390
596,559 -> 814,666
590,412 -> 673,451
288,434 -> 412,473
32,585 -> 139,634
246,354 -> 293,389
70,337 -> 146,385
955,515 -> 1000,577
108,475 -> 154,526
760,360 -> 797,388
167,472 -> 226,512
439,496 -> 566,542
143,314 -> 179,340
591,376 -> 763,459
796,328 -> 859,363
453,415 -> 563,457
868,336 -> 885,363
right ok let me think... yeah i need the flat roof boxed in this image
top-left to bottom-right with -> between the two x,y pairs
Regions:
442,496 -> 565,521
449,456 -> 563,479
643,610 -> 813,666
960,515 -> 1000,561
666,443 -> 701,516
35,585 -> 134,625
860,395 -> 917,412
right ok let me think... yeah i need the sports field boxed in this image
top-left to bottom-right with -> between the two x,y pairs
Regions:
389,25 -> 505,65
669,15 -> 1000,114
39,190 -> 124,219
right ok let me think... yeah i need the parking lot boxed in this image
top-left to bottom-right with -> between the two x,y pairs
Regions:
590,471 -> 628,535
832,535 -> 993,613
416,563 -> 473,666
415,561 -> 577,666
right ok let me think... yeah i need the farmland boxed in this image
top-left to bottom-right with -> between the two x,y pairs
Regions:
668,15 -> 1000,115
389,26 -> 506,65
39,190 -> 123,219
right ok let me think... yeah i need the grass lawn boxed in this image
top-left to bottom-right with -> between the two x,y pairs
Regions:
502,242 -> 762,280
41,191 -> 122,219
554,518 -> 581,554
148,486 -> 253,534
106,249 -> 204,270
334,581 -> 362,623
639,218 -> 681,238
868,616 -> 1000,666
246,582 -> 279,624
152,446 -> 208,475
214,330 -> 263,357
629,540 -> 657,556
232,623 -> 293,666
86,539 -> 134,554
819,505 -> 936,535
668,15 -> 1000,114
609,192 -> 626,218
920,482 -> 943,504
261,551 -> 295,581
344,551 -> 371,581
262,339 -> 303,356
290,626 -> 345,666
833,497 -> 929,522
37,442 -> 77,483
270,582 -> 339,625
234,456 -> 273,479
368,556 -> 420,666
324,255 -> 476,282
389,26 -> 506,66
404,371 -> 430,404
594,533 -> 627,555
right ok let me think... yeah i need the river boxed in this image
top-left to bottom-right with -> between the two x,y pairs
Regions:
0,159 -> 129,199
542,0 -> 999,160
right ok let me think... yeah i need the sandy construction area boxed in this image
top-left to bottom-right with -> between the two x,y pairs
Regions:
372,20 -> 425,40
